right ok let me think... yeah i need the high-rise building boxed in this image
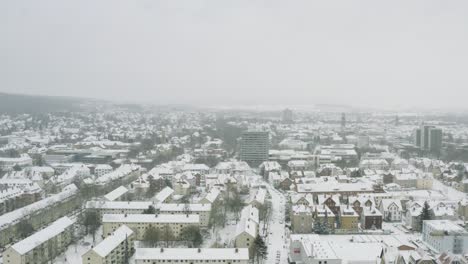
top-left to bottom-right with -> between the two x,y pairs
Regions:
428,128 -> 443,152
240,131 -> 269,167
282,108 -> 294,123
341,113 -> 346,131
413,125 -> 442,152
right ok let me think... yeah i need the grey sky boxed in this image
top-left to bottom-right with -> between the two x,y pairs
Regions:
1,0 -> 467,109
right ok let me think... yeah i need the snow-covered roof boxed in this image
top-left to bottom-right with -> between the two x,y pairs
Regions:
235,217 -> 257,238
157,203 -> 211,212
87,201 -> 152,210
0,184 -> 78,230
297,182 -> 374,193
182,163 -> 209,172
154,187 -> 174,203
201,188 -> 220,203
95,164 -> 139,185
380,199 -> 402,211
91,225 -> 134,257
135,248 -> 249,261
241,205 -> 259,224
104,186 -> 129,201
102,214 -> 200,224
95,164 -> 113,170
11,216 -> 75,255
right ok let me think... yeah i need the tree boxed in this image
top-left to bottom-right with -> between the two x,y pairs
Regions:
12,164 -> 22,171
209,201 -> 225,232
143,226 -> 161,247
419,201 -> 432,230
16,220 -> 34,238
226,188 -> 244,220
180,226 -> 203,248
146,175 -> 158,198
143,205 -> 156,214
253,235 -> 268,264
313,218 -> 330,235
161,224 -> 175,247
83,211 -> 101,242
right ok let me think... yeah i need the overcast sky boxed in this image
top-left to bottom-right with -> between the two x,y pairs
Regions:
1,0 -> 467,109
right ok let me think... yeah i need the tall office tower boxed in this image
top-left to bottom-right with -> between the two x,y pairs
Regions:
413,128 -> 422,147
428,128 -> 443,152
240,131 -> 269,167
414,125 -> 442,152
341,113 -> 346,131
282,108 -> 294,123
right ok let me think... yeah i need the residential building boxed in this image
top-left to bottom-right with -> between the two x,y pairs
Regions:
240,131 -> 269,167
82,225 -> 134,264
102,213 -> 200,240
361,206 -> 383,230
422,220 -> 468,254
379,199 -> 403,222
0,184 -> 79,247
134,248 -> 249,264
3,217 -> 75,264
339,206 -> 359,230
94,164 -> 113,177
104,186 -> 129,201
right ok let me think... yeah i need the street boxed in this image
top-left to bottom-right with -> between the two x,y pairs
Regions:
264,183 -> 288,264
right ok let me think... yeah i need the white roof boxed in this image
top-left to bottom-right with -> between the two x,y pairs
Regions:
202,188 -> 220,203
95,164 -> 113,170
135,248 -> 249,261
235,217 -> 257,238
158,203 -> 211,212
11,216 -> 75,255
297,182 -> 374,193
0,184 -> 78,230
154,187 -> 174,202
424,220 -> 467,233
183,163 -> 209,171
104,186 -> 129,201
380,199 -> 402,211
86,201 -> 152,210
102,214 -> 200,224
91,225 -> 134,257
241,205 -> 259,224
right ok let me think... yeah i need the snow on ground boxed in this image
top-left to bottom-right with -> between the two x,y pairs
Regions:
54,226 -> 103,264
432,179 -> 466,200
204,220 -> 238,248
264,182 -> 288,264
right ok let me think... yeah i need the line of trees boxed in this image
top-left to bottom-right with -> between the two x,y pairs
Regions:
143,225 -> 203,248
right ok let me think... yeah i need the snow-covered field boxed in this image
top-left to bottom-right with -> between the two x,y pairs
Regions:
54,227 -> 103,264
432,178 -> 466,200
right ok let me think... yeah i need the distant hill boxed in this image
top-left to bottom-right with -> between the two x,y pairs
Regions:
0,93 -> 85,114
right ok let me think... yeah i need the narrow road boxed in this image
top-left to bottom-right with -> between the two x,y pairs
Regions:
264,183 -> 288,264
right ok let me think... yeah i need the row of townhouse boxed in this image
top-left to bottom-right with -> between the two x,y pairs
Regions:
82,225 -> 135,264
0,184 -> 80,247
134,247 -> 249,264
102,213 -> 200,240
234,205 -> 260,256
86,200 -> 211,227
3,216 -> 75,264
